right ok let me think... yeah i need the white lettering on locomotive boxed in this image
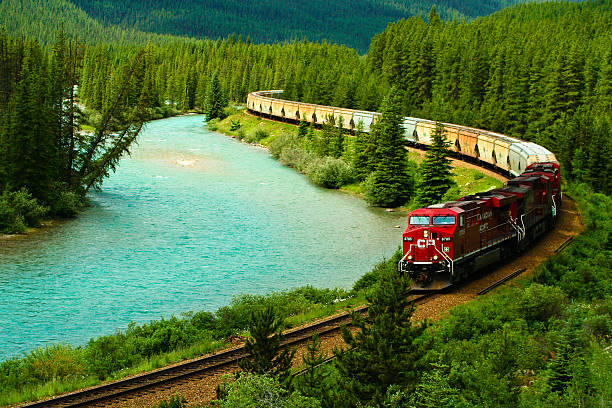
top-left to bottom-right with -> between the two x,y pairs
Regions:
416,239 -> 436,248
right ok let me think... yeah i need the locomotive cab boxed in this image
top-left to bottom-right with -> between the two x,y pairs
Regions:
399,205 -> 462,291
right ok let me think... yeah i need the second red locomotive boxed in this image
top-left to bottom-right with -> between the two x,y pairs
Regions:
399,162 -> 562,291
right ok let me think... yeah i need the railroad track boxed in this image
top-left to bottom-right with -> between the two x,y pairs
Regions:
17,277 -> 517,408
19,295 -> 433,408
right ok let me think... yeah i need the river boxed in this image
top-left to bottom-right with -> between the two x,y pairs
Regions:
0,115 -> 405,360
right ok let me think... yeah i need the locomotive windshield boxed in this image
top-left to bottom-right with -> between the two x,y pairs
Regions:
409,216 -> 430,225
433,216 -> 456,225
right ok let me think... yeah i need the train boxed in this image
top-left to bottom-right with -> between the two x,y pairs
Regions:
400,162 -> 561,290
246,90 -> 562,290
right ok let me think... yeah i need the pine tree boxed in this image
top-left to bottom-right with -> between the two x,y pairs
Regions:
297,119 -> 309,139
334,258 -> 428,406
329,116 -> 344,159
351,122 -> 374,181
238,306 -> 295,385
416,122 -> 454,206
203,70 -> 226,120
294,334 -> 329,400
364,87 -> 411,207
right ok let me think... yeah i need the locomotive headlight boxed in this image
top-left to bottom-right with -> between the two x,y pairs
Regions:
433,255 -> 439,260
423,230 -> 429,237
408,255 -> 413,260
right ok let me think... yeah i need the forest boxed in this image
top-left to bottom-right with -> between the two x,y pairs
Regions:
0,0 -> 610,406
69,0 -> 542,52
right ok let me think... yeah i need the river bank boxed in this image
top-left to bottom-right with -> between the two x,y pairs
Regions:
213,109 -> 504,206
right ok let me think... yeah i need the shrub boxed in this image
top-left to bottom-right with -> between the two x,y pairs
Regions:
207,118 -> 219,131
244,129 -> 269,144
515,283 -> 568,323
306,157 -> 354,188
84,333 -> 136,379
22,344 -> 85,384
279,146 -> 315,172
0,188 -> 48,232
153,395 -> 188,408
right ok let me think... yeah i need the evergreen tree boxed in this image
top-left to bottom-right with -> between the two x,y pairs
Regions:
238,306 -> 295,385
203,70 -> 226,120
294,334 -> 329,400
329,116 -> 344,159
334,258 -> 428,406
416,122 -> 454,206
297,119 -> 309,139
351,121 -> 375,181
364,87 -> 411,207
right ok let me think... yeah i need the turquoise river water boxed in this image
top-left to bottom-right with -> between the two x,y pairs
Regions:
0,115 -> 405,360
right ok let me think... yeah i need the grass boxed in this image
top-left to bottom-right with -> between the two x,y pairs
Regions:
0,293 -> 365,407
214,109 -> 300,147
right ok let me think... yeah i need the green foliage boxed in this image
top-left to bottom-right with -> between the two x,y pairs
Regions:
363,87 -> 412,207
366,1 -> 611,193
204,70 -> 227,120
57,0 -> 537,53
334,256 -> 428,406
293,335 -> 329,400
238,306 -> 295,384
305,157 -> 354,189
243,129 -> 268,144
213,373 -> 320,408
0,188 -> 48,233
533,184 -> 612,300
152,395 -> 187,408
416,122 -> 454,206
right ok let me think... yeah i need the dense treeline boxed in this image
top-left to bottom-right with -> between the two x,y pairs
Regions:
75,1 -> 612,195
365,1 -> 612,193
69,0 -> 540,52
0,30 -> 151,232
0,0 -> 176,46
79,39 -> 365,114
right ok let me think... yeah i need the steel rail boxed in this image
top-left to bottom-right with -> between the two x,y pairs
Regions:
554,237 -> 574,254
18,297 -> 430,408
477,268 -> 527,296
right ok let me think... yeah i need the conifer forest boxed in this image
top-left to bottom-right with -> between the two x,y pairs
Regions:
0,0 -> 610,407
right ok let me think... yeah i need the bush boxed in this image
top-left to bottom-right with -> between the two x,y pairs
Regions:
244,129 -> 269,144
306,157 -> 354,188
22,344 -> 85,384
279,146 -> 315,172
153,395 -> 188,408
84,333 -> 136,379
207,118 -> 219,131
0,188 -> 48,233
515,284 -> 568,323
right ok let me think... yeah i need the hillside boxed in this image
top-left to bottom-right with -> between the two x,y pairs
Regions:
0,0 -> 178,45
68,0 -> 544,52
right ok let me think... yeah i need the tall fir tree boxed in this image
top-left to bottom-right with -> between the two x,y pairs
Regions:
334,257 -> 428,406
203,70 -> 226,120
238,306 -> 295,385
364,87 -> 411,207
416,122 -> 454,206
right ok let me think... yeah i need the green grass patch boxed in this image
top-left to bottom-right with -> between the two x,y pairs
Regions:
214,110 -> 299,146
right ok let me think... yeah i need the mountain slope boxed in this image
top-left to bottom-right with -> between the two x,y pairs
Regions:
68,0 -> 548,51
0,0 -> 177,45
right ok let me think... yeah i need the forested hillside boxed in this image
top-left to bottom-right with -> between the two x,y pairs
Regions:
69,0 -> 546,52
0,0 -> 177,45
76,1 -> 611,195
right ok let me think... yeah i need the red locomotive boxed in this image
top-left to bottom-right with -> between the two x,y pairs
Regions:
399,162 -> 562,291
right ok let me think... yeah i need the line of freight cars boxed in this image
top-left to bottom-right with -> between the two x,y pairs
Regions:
246,90 -> 557,178
247,90 -> 563,291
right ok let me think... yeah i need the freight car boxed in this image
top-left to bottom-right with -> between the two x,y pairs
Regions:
398,162 -> 561,291
246,90 -> 558,178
